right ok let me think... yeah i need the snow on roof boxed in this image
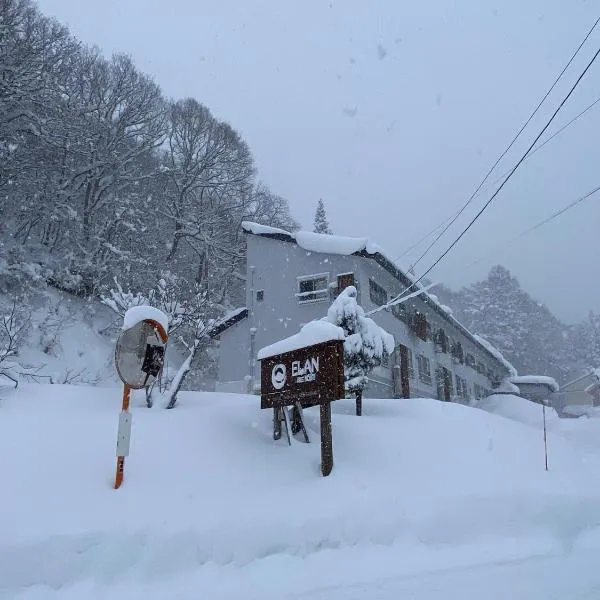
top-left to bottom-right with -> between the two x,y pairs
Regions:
473,335 -> 517,377
494,379 -> 521,394
509,375 -> 559,393
257,320 -> 344,360
123,306 -> 169,335
243,221 -> 395,262
440,304 -> 454,315
240,221 -> 291,237
295,230 -> 371,256
209,307 -> 248,338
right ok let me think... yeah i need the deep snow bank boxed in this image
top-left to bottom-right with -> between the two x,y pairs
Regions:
2,385 -> 600,594
478,393 -> 559,428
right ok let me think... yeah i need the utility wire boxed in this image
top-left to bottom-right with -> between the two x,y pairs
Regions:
396,93 -> 600,263
411,46 -> 600,290
404,15 -> 600,273
487,94 -> 600,187
382,44 -> 600,312
462,183 -> 600,269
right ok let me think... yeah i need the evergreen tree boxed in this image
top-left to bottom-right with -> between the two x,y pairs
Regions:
433,266 -> 572,382
313,199 -> 332,234
325,286 -> 394,415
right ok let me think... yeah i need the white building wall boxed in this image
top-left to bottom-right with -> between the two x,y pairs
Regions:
216,232 -> 508,400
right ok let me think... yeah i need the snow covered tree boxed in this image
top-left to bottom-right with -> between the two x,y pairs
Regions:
313,199 -> 332,234
325,286 -> 394,415
101,276 -> 224,408
433,266 -> 572,382
0,300 -> 30,387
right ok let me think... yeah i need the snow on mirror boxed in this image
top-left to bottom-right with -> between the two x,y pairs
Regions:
115,321 -> 166,389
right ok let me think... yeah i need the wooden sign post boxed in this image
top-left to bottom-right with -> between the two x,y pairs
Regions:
113,311 -> 168,489
259,338 -> 345,476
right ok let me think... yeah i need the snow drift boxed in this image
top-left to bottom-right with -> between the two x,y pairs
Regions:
2,385 -> 600,599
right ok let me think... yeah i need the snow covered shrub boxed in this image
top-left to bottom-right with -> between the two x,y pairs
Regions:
0,299 -> 31,387
324,286 -> 394,415
101,275 -> 223,408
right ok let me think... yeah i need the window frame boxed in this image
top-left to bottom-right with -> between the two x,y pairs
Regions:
296,272 -> 330,304
417,354 -> 432,385
369,278 -> 388,307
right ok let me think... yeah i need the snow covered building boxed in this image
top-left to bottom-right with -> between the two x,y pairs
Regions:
212,222 -> 514,401
509,375 -> 559,406
555,369 -> 600,416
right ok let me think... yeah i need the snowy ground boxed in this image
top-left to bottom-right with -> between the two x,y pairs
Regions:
2,386 -> 600,599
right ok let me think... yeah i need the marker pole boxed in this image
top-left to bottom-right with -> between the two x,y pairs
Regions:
114,384 -> 131,489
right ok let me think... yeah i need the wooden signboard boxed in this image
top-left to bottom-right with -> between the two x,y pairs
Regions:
260,339 -> 345,476
260,339 -> 345,409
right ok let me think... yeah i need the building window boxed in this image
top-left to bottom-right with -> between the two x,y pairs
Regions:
369,278 -> 387,307
412,312 -> 429,342
337,272 -> 355,292
451,340 -> 464,364
455,375 -> 468,399
256,290 -> 264,302
296,274 -> 329,303
417,354 -> 432,385
391,302 -> 407,322
476,361 -> 486,375
434,328 -> 449,353
436,366 -> 453,401
474,383 -> 486,399
406,347 -> 415,378
332,273 -> 356,300
465,353 -> 476,368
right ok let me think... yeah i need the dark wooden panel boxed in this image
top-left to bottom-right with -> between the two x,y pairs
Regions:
260,339 -> 345,409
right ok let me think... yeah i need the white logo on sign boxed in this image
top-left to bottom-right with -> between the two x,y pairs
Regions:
271,363 -> 286,390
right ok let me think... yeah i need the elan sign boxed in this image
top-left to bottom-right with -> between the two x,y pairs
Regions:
259,338 -> 345,477
260,340 -> 345,409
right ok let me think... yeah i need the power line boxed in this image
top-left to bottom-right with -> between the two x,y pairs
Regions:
382,44 -> 600,313
477,94 -> 600,198
403,15 -> 600,273
463,183 -> 600,269
412,45 -> 600,288
396,93 -> 600,264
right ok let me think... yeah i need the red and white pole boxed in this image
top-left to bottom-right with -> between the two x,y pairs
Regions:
114,384 -> 132,489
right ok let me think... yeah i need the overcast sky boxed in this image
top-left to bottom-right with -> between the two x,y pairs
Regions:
35,0 -> 600,323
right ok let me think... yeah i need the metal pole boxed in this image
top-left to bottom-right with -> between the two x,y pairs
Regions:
542,403 -> 548,471
114,384 -> 131,489
320,402 -> 333,476
248,266 -> 256,392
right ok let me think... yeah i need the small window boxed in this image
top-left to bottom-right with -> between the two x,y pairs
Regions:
451,341 -> 464,364
337,272 -> 355,292
369,279 -> 387,307
413,312 -> 428,342
417,354 -> 432,385
434,328 -> 449,353
465,353 -> 476,368
406,347 -> 415,378
256,290 -> 264,302
296,274 -> 329,304
391,302 -> 407,322
455,375 -> 468,398
474,383 -> 485,400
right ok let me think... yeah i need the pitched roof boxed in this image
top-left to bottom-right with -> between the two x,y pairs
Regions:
241,221 -> 515,374
208,307 -> 248,338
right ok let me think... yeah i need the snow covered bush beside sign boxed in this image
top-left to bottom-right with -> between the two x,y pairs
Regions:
324,286 -> 394,415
